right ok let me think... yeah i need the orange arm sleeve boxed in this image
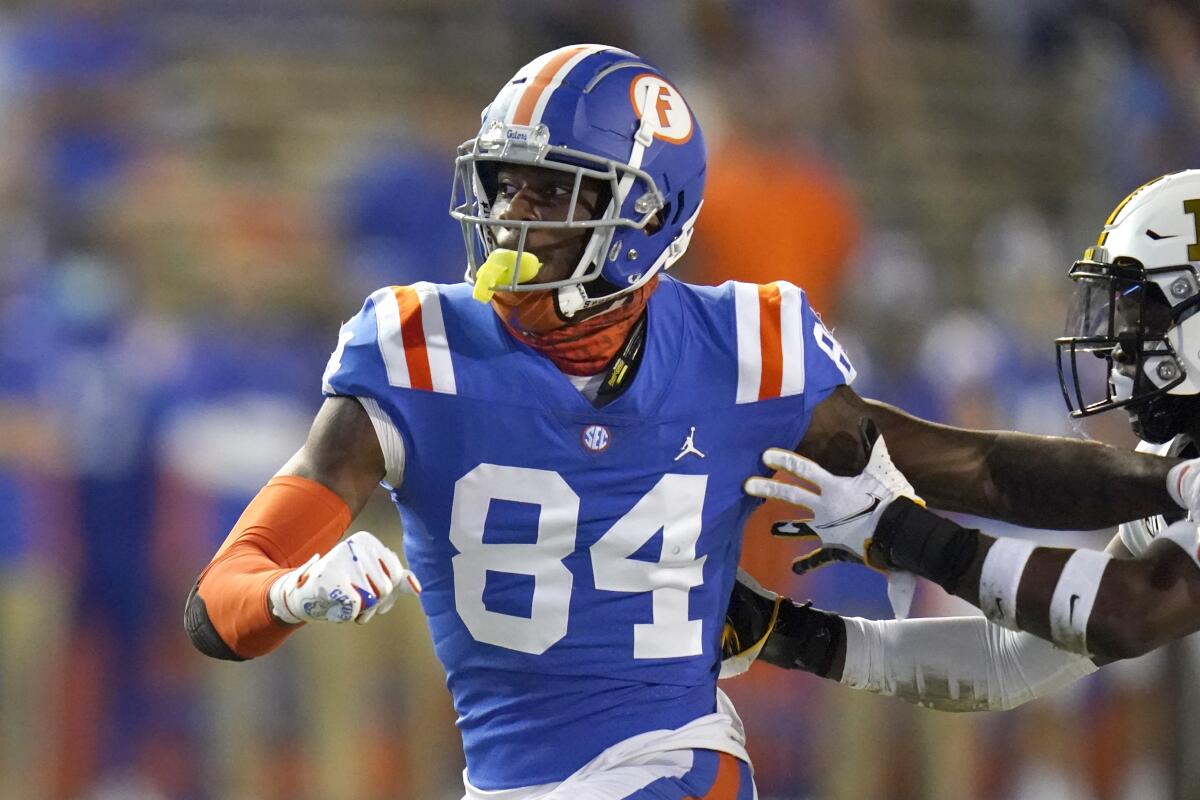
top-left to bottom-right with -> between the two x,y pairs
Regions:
195,475 -> 352,658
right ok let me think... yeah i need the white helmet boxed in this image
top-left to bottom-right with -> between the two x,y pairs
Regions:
1058,170 -> 1200,442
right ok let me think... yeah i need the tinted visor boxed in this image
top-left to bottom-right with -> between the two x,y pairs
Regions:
1064,274 -> 1132,341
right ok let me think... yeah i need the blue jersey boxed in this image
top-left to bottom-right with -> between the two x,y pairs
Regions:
322,276 -> 854,790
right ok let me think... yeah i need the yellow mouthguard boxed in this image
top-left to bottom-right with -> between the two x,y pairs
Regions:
472,249 -> 543,303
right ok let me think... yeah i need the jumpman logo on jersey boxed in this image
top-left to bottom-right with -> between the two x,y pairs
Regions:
674,426 -> 706,461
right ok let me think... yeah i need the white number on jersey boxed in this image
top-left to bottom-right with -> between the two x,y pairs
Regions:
591,474 -> 707,658
450,464 -> 708,658
449,464 -> 577,655
813,321 -> 856,383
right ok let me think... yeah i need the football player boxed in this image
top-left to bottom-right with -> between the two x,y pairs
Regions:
727,170 -> 1200,712
185,45 -> 1185,798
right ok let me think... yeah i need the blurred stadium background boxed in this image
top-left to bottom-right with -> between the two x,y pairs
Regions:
3,0 -> 1200,798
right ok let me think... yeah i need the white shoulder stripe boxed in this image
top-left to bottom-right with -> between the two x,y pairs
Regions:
734,281 -> 808,403
322,325 -> 354,395
777,281 -> 806,397
372,284 -> 457,395
371,287 -> 410,389
413,281 -> 457,395
733,282 -> 761,404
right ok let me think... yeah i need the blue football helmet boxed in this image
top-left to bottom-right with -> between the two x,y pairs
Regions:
450,44 -> 707,315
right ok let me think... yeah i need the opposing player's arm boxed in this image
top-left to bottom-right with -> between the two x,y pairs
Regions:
798,385 -> 1180,529
724,529 -> 1132,676
722,570 -> 1097,712
722,537 -> 1131,710
749,426 -> 1200,664
184,397 -> 411,661
930,514 -> 1200,662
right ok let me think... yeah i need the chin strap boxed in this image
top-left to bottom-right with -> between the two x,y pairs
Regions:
556,283 -> 589,318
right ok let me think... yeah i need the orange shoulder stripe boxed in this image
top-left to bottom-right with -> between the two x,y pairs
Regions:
394,286 -> 433,391
757,282 -> 784,401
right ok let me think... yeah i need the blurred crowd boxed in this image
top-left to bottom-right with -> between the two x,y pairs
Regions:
3,1 -> 1200,798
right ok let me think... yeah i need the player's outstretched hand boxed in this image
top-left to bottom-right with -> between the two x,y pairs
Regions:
269,531 -> 421,625
744,419 -> 923,572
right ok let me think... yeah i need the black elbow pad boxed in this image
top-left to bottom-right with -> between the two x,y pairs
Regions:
184,580 -> 246,662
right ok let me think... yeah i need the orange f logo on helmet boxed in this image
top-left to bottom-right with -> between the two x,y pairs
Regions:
629,73 -> 693,144
655,87 -> 673,127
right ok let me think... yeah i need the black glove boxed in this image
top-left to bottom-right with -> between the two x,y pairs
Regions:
720,568 -> 845,678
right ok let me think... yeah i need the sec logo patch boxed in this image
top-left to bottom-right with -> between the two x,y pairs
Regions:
581,424 -> 611,453
628,74 -> 693,144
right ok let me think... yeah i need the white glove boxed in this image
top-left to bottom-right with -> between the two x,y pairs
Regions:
744,422 -> 922,619
269,531 -> 421,625
1167,459 -> 1200,514
748,419 -> 916,544
745,423 -> 920,564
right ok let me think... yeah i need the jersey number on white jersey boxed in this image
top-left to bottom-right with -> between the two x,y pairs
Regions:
449,464 -> 708,657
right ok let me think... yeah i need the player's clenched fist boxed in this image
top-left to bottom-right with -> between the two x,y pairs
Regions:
269,531 -> 421,625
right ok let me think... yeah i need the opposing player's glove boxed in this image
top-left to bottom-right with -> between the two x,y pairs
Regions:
769,526 -> 867,574
745,420 -> 921,567
269,531 -> 421,625
744,420 -> 921,619
720,568 -> 848,678
720,569 -> 784,678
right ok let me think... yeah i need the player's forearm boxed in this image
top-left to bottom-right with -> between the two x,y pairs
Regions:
975,431 -> 1177,529
188,546 -> 293,661
185,475 -> 351,660
995,533 -> 1200,661
839,615 -> 1096,711
872,500 -> 1200,661
754,591 -> 1094,711
867,400 -> 1177,529
754,597 -> 847,679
